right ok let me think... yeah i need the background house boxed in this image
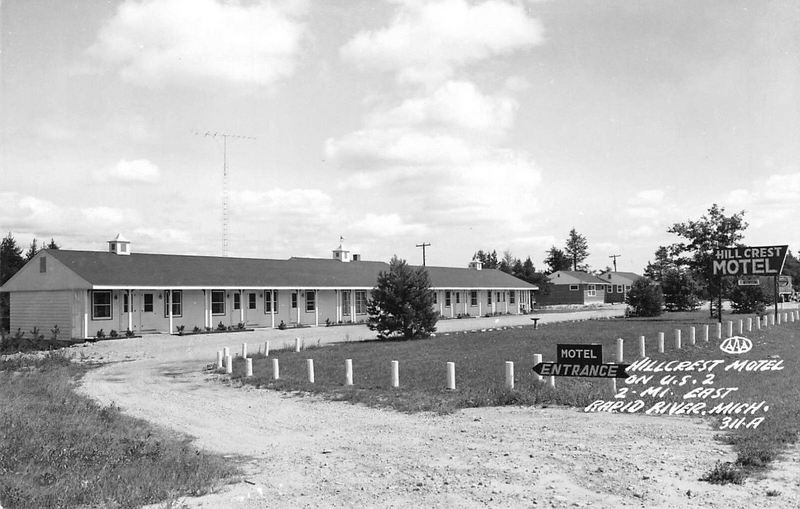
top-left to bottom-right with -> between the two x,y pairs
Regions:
535,270 -> 610,306
597,271 -> 644,303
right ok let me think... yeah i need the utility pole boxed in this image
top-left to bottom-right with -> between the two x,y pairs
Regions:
609,254 -> 621,272
195,131 -> 255,256
416,242 -> 431,267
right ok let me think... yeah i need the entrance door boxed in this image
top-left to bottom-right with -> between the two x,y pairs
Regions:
138,292 -> 159,331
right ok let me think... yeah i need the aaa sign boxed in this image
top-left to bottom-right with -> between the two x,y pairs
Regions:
712,245 -> 788,277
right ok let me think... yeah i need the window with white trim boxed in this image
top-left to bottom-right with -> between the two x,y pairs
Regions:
617,285 -> 624,293
248,293 -> 256,310
164,290 -> 182,317
587,284 -> 596,297
342,290 -> 351,312
143,293 -> 154,313
487,292 -> 492,305
509,291 -> 515,304
92,291 -> 112,320
123,293 -> 129,313
569,285 -> 579,291
291,293 -> 297,309
456,292 -> 460,304
355,291 -> 368,314
470,291 -> 478,306
233,292 -> 241,310
264,290 -> 275,313
211,290 -> 225,315
306,291 -> 316,312
445,291 -> 451,307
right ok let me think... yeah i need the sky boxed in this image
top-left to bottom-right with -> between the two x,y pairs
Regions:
2,0 -> 799,273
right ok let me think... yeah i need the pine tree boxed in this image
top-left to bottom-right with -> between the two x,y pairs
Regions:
544,246 -> 571,274
368,256 -> 437,339
25,238 -> 39,261
564,228 -> 589,271
1,233 -> 26,331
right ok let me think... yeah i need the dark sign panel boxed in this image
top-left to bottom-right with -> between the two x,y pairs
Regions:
556,343 -> 602,365
533,362 -> 629,378
712,245 -> 788,277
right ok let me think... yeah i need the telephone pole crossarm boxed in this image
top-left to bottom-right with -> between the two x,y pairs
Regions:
416,242 -> 431,267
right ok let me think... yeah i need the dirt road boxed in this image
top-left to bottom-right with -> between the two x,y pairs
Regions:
76,310 -> 799,508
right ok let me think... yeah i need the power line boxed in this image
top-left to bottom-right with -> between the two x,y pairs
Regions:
194,131 -> 256,257
609,254 -> 621,272
416,242 -> 431,267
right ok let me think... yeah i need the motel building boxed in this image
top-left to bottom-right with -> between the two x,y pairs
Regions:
1,235 -> 538,339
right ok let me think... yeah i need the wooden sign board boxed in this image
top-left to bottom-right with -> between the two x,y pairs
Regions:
712,245 -> 788,277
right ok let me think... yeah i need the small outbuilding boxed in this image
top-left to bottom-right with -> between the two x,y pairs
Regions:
535,270 -> 612,306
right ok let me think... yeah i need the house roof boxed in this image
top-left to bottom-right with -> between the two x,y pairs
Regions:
597,271 -> 643,285
548,270 -> 610,285
5,249 -> 537,291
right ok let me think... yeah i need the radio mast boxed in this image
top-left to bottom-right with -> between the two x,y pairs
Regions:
195,131 -> 255,256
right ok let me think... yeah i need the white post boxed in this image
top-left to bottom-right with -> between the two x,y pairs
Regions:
505,361 -> 514,389
225,355 -> 232,374
658,332 -> 664,353
757,316 -> 762,330
689,326 -> 696,345
446,362 -> 455,390
725,321 -> 732,337
271,290 -> 275,329
246,358 -> 253,377
610,364 -> 617,393
242,343 -> 247,358
703,324 -> 709,342
83,290 -> 89,339
168,290 -> 174,335
272,358 -> 280,380
548,375 -> 555,389
391,360 -> 399,388
239,290 -> 244,324
738,319 -> 743,334
127,289 -> 133,332
295,337 -> 301,352
616,338 -> 623,363
296,290 -> 301,324
315,290 -> 319,327
716,322 -> 722,339
674,329 -> 681,350
639,336 -> 645,358
345,359 -> 353,386
533,354 -> 543,383
747,317 -> 752,332
216,350 -> 223,368
770,314 -> 775,326
223,346 -> 230,358
307,359 -> 315,383
264,341 -> 270,357
478,299 -> 482,317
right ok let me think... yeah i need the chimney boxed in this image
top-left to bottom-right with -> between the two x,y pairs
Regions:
108,233 -> 131,255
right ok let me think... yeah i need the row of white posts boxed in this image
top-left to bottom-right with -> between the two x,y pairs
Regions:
214,310 -> 799,389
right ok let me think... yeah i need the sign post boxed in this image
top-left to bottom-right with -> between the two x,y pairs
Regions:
712,245 -> 788,324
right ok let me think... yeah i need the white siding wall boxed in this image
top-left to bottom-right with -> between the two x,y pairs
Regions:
10,291 -> 74,339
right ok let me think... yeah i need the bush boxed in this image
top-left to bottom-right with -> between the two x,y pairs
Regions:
730,284 -> 770,314
193,326 -> 202,334
625,277 -> 664,317
661,268 -> 701,311
95,329 -> 105,340
278,320 -> 287,330
176,325 -> 185,336
125,328 -> 134,338
109,330 -> 119,338
217,321 -> 226,331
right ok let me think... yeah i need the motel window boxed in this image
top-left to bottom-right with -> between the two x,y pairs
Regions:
456,292 -> 461,304
123,293 -> 129,313
432,292 -> 437,304
606,285 -> 612,293
497,292 -> 501,303
624,285 -> 631,292
470,291 -> 478,306
211,290 -> 225,315
40,257 -> 46,273
445,291 -> 451,307
291,293 -> 298,309
264,290 -> 275,313
487,292 -> 492,305
510,291 -> 515,304
248,293 -> 256,310
164,291 -> 182,317
587,284 -> 596,297
92,291 -> 112,320
342,291 -> 351,312
616,285 -> 623,293
355,291 -> 368,314
306,291 -> 316,312
233,292 -> 241,310
502,292 -> 506,302
569,285 -> 579,291
143,293 -> 154,312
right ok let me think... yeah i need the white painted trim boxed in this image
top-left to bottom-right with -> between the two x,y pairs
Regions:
83,290 -> 89,339
89,285 -> 537,291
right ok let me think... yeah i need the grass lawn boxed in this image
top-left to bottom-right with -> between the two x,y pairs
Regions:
229,310 -> 799,482
0,352 -> 239,509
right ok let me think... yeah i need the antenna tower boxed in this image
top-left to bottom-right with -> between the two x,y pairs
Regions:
195,131 -> 255,256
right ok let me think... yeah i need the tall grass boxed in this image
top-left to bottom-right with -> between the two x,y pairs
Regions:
0,352 -> 239,508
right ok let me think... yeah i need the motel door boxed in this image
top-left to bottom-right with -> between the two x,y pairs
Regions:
138,292 -> 160,332
118,291 -> 134,332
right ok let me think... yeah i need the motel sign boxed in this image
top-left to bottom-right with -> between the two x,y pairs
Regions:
712,245 -> 788,277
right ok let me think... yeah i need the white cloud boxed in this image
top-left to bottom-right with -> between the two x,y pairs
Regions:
352,213 -> 428,238
95,159 -> 161,183
233,188 -> 332,217
88,0 -> 307,88
723,171 -> 800,229
82,207 -> 127,225
365,80 -> 518,137
340,0 -> 543,85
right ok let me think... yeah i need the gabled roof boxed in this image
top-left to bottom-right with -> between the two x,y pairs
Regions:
548,270 -> 610,285
597,271 -> 643,285
4,250 -> 536,290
